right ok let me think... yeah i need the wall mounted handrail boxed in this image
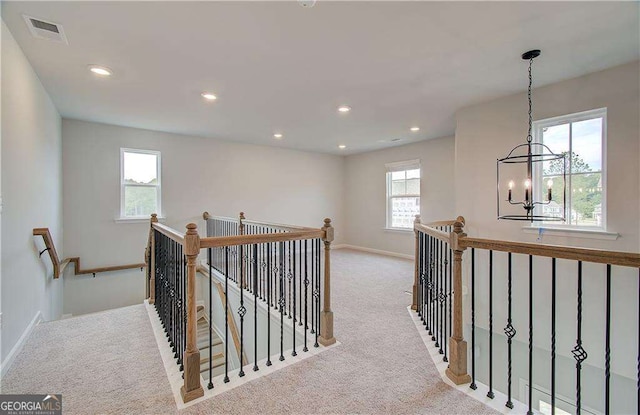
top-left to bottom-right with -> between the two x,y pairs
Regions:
34,227 -> 145,278
33,228 -> 63,278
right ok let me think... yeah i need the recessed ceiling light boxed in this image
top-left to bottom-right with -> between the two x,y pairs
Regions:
410,126 -> 420,132
88,65 -> 112,76
338,144 -> 346,149
337,105 -> 351,113
201,92 -> 217,101
273,133 -> 283,139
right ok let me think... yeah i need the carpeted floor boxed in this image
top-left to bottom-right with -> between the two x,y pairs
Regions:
1,249 -> 496,414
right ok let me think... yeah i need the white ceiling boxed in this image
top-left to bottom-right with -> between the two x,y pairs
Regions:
2,1 -> 638,155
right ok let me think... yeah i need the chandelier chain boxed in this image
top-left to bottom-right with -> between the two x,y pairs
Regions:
527,57 -> 533,143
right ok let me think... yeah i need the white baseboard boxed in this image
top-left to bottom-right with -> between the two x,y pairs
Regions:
333,244 -> 413,260
0,311 -> 42,377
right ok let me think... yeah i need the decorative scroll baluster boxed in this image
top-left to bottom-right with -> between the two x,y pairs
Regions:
253,244 -> 259,372
310,239 -> 315,335
551,257 -> 556,415
487,250 -> 494,399
279,242 -> 286,361
470,247 -> 477,390
504,252 -> 515,408
571,261 -> 588,415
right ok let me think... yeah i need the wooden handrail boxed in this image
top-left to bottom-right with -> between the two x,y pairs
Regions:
414,222 -> 451,244
34,227 -> 144,278
460,237 -> 640,268
202,211 -> 239,223
152,222 -> 185,244
200,229 -> 325,249
203,211 -> 316,232
33,228 -> 63,278
424,219 -> 458,228
65,257 -> 145,276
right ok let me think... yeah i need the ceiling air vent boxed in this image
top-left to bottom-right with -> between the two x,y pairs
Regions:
23,15 -> 68,44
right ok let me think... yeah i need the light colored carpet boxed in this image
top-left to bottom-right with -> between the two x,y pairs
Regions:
1,249 -> 496,414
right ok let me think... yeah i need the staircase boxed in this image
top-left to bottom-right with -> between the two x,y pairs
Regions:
196,305 -> 226,381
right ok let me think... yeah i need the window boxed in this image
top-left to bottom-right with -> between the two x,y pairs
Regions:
386,160 -> 420,229
120,148 -> 161,219
534,108 -> 606,229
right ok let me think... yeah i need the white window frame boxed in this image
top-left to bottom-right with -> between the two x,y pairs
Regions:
532,107 -> 607,231
385,159 -> 421,230
120,148 -> 162,219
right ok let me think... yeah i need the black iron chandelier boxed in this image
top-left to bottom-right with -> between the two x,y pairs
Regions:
497,50 -> 567,222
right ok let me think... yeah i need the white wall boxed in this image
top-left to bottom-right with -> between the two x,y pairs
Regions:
344,136 -> 455,256
62,119 -> 345,316
1,21 -> 64,364
455,61 -> 639,413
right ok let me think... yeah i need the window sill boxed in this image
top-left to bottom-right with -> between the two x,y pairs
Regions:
115,216 -> 165,224
383,227 -> 413,233
522,226 -> 619,241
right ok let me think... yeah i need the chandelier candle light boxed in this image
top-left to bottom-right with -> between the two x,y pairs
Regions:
497,50 -> 567,222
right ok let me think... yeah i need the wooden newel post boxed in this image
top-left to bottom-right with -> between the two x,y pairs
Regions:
445,216 -> 471,385
411,214 -> 421,310
181,223 -> 204,403
149,213 -> 159,304
319,218 -> 336,346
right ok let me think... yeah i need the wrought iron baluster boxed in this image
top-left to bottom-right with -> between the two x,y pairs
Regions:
303,239 -> 309,352
253,244 -> 259,372
430,235 -> 435,339
424,233 -> 429,332
288,240 -> 293,319
315,238 -> 321,348
505,252 -> 515,408
266,242 -> 272,366
310,239 -> 315,334
434,237 -> 439,344
299,239 -> 303,326
527,255 -> 534,415
292,240 -> 298,356
418,232 -> 423,321
571,261 -> 588,415
487,249 -> 494,399
224,246 -> 230,383
470,248 -> 477,390
448,236 -> 452,360
238,243 -> 246,378
279,242 -> 286,361
443,240 -> 448,363
551,258 -> 556,415
207,248 -> 213,389
605,264 -> 611,415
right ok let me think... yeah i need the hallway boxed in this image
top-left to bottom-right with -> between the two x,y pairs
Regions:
1,249 -> 495,414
